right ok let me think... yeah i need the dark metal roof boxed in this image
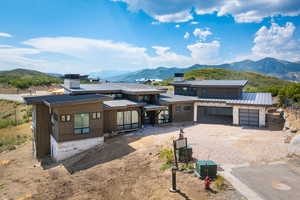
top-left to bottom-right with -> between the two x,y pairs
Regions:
62,82 -> 166,95
23,94 -> 112,106
160,94 -> 198,104
160,92 -> 272,106
103,99 -> 145,109
170,80 -> 248,87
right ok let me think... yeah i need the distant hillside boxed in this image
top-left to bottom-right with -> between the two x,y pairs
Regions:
182,68 -> 291,89
105,57 -> 300,82
0,68 -> 49,79
0,69 -> 62,89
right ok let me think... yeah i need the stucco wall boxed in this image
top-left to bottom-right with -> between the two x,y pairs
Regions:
51,135 -> 104,162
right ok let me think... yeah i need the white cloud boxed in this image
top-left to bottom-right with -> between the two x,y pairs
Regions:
190,21 -> 199,25
154,10 -> 193,23
175,24 -> 180,28
193,28 -> 212,41
113,0 -> 300,23
184,32 -> 190,39
0,36 -> 222,73
0,32 -> 12,37
187,40 -> 220,63
151,21 -> 160,25
252,22 -> 300,61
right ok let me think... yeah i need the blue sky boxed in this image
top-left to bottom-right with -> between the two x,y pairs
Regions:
0,0 -> 300,73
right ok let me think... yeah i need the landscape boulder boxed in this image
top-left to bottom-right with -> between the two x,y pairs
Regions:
290,127 -> 299,133
283,121 -> 290,130
284,131 -> 295,143
288,134 -> 300,156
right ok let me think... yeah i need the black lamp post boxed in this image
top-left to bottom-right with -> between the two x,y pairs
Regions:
169,166 -> 179,193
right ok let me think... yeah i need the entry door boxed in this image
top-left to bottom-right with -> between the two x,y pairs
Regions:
239,109 -> 259,126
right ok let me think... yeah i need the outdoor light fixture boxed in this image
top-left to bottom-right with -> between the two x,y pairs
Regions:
169,166 -> 179,193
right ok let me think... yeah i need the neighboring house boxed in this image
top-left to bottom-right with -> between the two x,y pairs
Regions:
23,73 -> 272,162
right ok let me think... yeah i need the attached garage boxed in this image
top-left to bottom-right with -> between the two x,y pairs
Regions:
197,106 -> 233,124
239,109 -> 259,127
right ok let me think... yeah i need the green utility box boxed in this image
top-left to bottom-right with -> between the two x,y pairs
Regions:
195,160 -> 217,180
176,145 -> 193,162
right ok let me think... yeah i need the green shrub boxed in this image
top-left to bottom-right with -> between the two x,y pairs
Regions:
159,148 -> 174,164
0,120 -> 16,129
181,163 -> 194,171
160,163 -> 172,171
214,175 -> 226,191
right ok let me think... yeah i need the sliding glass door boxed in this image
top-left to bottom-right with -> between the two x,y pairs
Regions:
117,110 -> 139,130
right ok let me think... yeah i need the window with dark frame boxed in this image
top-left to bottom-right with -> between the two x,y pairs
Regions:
60,114 -> 71,122
92,112 -> 101,119
175,106 -> 181,112
158,109 -> 170,124
117,110 -> 139,130
74,113 -> 90,134
183,106 -> 193,111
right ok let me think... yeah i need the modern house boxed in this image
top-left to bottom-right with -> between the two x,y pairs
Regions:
23,73 -> 272,162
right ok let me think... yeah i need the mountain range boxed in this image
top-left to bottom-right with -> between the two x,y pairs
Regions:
102,57 -> 300,82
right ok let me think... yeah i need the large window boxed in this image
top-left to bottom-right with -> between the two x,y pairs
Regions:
159,109 -> 170,124
117,110 -> 139,130
138,95 -> 151,103
74,113 -> 90,134
175,87 -> 197,96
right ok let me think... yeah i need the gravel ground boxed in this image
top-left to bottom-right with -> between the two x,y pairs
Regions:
0,91 -> 50,102
131,123 -> 289,165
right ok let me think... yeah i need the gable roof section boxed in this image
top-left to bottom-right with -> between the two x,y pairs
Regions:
23,94 -> 112,106
62,82 -> 166,95
170,80 -> 248,87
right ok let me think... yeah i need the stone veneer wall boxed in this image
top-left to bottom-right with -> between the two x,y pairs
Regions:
50,135 -> 104,162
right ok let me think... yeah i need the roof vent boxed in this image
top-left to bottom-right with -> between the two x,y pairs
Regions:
174,73 -> 184,82
64,74 -> 80,89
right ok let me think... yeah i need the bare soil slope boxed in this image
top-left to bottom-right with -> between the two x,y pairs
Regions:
0,135 -> 242,200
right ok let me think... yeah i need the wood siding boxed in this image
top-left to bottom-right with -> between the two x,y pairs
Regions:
171,103 -> 194,122
52,102 -> 104,142
33,104 -> 51,158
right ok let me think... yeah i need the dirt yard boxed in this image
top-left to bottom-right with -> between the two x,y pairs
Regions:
0,131 -> 244,200
0,123 -> 288,200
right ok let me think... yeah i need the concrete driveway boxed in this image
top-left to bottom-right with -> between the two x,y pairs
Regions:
134,123 -> 289,165
131,123 -> 291,200
231,162 -> 300,200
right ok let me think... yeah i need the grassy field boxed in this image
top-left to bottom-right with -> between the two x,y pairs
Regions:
0,99 -> 32,128
159,68 -> 291,89
0,99 -> 32,152
0,122 -> 32,153
184,68 -> 291,89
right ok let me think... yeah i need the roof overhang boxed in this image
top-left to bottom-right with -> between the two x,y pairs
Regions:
144,104 -> 168,111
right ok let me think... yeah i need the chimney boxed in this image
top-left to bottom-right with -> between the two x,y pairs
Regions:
174,73 -> 184,82
64,74 -> 80,89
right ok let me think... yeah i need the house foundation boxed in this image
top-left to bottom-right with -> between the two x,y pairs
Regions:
50,135 -> 104,162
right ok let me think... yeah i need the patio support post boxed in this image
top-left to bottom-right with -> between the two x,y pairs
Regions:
193,102 -> 198,123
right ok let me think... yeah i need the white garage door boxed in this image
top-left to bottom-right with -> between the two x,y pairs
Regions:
239,109 -> 259,126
